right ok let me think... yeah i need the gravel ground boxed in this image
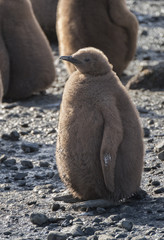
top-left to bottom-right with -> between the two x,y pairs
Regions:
0,0 -> 164,239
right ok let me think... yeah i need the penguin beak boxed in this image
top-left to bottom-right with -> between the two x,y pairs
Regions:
59,55 -> 81,64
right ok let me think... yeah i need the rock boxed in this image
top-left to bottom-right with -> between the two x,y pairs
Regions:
14,172 -> 28,180
151,180 -> 160,186
154,141 -> 164,153
68,225 -> 84,237
40,161 -> 50,167
10,130 -> 20,141
120,219 -> 133,231
52,203 -> 60,211
21,141 -> 39,153
158,150 -> 164,160
21,160 -> 33,168
4,158 -> 16,167
30,213 -> 49,226
0,154 -> 7,163
154,187 -> 164,194
1,133 -> 11,140
47,231 -> 68,240
98,235 -> 114,240
143,127 -> 150,138
83,226 -> 95,236
126,62 -> 164,90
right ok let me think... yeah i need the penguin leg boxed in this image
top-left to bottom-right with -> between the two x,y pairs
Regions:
100,103 -> 123,193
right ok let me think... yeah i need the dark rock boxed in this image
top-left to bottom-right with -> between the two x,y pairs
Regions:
21,160 -> 33,168
158,150 -> 164,160
17,180 -> 26,186
143,127 -> 150,138
10,130 -> 20,141
69,225 -> 84,237
47,231 -> 68,240
21,141 -> 39,153
39,161 -> 50,167
120,219 -> 133,231
154,187 -> 164,194
151,180 -> 160,186
83,226 -> 95,236
4,159 -> 16,167
52,203 -> 60,211
1,133 -> 11,141
14,172 -> 28,180
126,62 -> 164,90
115,233 -> 128,239
30,213 -> 49,226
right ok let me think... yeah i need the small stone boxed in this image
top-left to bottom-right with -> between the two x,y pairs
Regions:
69,225 -> 84,237
0,154 -> 7,163
154,141 -> 164,153
52,203 -> 60,211
30,213 -> 48,226
4,185 -> 10,190
83,226 -> 95,236
21,160 -> 33,168
120,219 -> 133,231
47,231 -> 68,240
1,133 -> 10,140
4,231 -> 12,235
10,130 -> 20,141
18,180 -> 26,186
151,180 -> 160,186
39,161 -> 50,167
21,141 -> 39,153
14,172 -> 27,180
158,150 -> 164,160
4,158 -> 16,167
98,235 -> 113,240
143,127 -> 150,138
154,187 -> 164,194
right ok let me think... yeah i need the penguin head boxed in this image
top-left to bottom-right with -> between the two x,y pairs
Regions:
60,47 -> 112,76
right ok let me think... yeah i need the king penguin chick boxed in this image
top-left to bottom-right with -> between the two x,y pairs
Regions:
30,0 -> 58,42
56,47 -> 144,202
1,0 -> 55,100
56,0 -> 138,76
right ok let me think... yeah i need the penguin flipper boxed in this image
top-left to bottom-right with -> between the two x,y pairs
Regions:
100,104 -> 123,193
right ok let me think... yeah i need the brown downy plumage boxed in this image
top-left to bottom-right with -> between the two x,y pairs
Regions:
30,0 -> 58,42
0,0 -> 55,100
56,47 -> 144,202
56,0 -> 138,76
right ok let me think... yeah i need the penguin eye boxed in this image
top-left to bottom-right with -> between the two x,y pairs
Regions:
84,58 -> 90,62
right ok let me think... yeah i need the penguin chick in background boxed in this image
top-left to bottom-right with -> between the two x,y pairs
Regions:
56,47 -> 144,203
30,0 -> 58,42
1,0 -> 55,100
56,0 -> 138,76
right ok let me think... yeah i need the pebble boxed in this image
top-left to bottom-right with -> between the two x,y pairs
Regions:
30,213 -> 49,226
21,160 -> 33,168
21,141 -> 39,153
52,203 -> 60,211
4,158 -> 16,167
158,150 -> 164,160
0,154 -> 7,163
151,180 -> 160,186
154,187 -> 164,194
143,127 -> 150,138
115,233 -> 128,238
83,226 -> 95,236
47,231 -> 68,240
39,161 -> 50,167
120,219 -> 133,231
10,130 -> 20,141
14,172 -> 28,180
68,225 -> 84,237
